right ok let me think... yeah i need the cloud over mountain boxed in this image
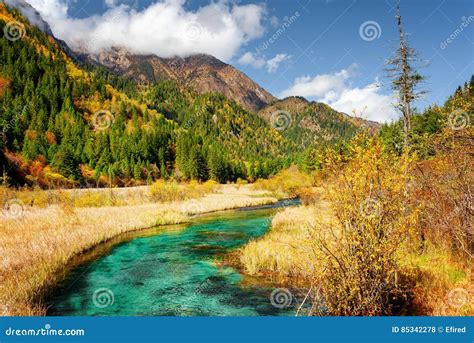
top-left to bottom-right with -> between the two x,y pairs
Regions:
281,64 -> 399,123
20,0 -> 266,61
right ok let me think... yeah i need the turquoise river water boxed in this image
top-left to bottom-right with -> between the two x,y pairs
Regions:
46,200 -> 299,316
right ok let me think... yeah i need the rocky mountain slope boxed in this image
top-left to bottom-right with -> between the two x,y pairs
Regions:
259,97 -> 380,148
79,47 -> 275,113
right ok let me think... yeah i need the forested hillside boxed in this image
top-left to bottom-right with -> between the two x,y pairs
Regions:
0,3 -> 358,188
259,96 -> 361,163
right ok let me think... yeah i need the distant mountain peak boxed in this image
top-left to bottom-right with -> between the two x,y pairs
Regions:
267,96 -> 380,129
77,47 -> 276,113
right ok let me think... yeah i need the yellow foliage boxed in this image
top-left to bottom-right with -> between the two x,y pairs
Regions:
148,180 -> 218,202
253,166 -> 312,197
311,136 -> 421,315
149,180 -> 186,202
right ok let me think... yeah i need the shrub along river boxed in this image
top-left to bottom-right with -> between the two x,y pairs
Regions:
46,199 -> 299,316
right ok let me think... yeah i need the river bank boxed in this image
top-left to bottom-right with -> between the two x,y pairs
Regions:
238,192 -> 473,316
0,184 -> 280,316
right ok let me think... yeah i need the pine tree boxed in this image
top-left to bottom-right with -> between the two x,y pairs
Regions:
386,4 -> 425,150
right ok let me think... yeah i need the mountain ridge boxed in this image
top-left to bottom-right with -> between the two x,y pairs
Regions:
77,47 -> 276,113
0,2 -> 294,187
0,2 -> 371,188
264,96 -> 381,129
6,0 -> 382,129
78,48 -> 381,133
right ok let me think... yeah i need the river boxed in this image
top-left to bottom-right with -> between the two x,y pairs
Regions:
46,199 -> 299,316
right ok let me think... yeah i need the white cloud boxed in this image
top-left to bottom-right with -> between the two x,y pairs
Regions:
21,0 -> 266,61
24,0 -> 68,20
238,51 -> 266,69
104,0 -> 117,8
281,64 -> 356,99
266,53 -> 290,73
238,51 -> 291,73
280,65 -> 398,123
269,15 -> 279,28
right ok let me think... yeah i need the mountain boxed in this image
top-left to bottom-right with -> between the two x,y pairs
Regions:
0,3 -> 292,187
3,0 -> 52,35
3,0 -> 78,59
258,96 -> 379,149
78,47 -> 275,113
0,3 -> 368,188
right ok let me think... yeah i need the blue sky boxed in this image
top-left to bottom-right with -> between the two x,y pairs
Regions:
22,0 -> 474,122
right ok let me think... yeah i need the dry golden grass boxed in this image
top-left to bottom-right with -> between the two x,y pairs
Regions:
397,245 -> 473,316
0,184 -> 278,316
240,189 -> 334,279
149,180 -> 218,202
240,205 -> 317,279
240,201 -> 472,315
0,180 -> 222,209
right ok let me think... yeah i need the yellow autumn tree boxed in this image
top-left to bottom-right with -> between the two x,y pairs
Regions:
311,134 -> 420,315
